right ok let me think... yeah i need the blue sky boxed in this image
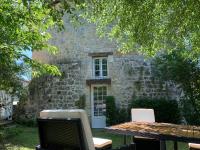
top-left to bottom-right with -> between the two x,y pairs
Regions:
19,50 -> 32,81
23,50 -> 32,58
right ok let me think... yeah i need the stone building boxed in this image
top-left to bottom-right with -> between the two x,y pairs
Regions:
31,15 -> 178,128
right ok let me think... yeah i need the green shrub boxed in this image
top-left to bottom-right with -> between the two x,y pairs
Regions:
180,98 -> 200,125
152,50 -> 200,125
129,98 -> 181,124
116,108 -> 129,123
75,94 -> 86,109
106,96 -> 130,125
105,96 -> 117,125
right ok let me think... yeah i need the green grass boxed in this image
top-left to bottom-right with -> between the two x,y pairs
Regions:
1,125 -> 38,150
1,125 -> 189,150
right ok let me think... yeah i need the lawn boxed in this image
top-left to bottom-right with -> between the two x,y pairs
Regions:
1,125 -> 188,150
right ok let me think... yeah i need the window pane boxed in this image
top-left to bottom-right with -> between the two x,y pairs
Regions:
103,70 -> 107,76
98,95 -> 102,100
102,58 -> 107,65
99,87 -> 102,93
95,65 -> 100,70
95,59 -> 99,64
102,59 -> 107,77
94,112 -> 98,116
102,86 -> 106,91
103,88 -> 107,95
94,59 -> 100,77
95,71 -> 100,76
102,64 -> 107,70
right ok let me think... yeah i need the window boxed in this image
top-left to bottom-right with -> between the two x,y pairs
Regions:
93,57 -> 108,78
93,86 -> 107,116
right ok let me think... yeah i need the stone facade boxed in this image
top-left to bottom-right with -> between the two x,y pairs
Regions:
29,15 -> 179,126
28,62 -> 84,115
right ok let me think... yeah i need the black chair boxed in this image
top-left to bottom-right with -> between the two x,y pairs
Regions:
38,109 -> 112,150
35,117 -> 136,150
36,118 -> 86,150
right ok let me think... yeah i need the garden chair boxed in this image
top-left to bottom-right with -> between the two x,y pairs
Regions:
35,109 -> 112,150
131,108 -> 160,150
189,143 -> 200,150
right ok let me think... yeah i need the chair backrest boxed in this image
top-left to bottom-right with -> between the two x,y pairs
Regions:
37,118 -> 85,150
39,109 -> 95,150
131,108 -> 155,123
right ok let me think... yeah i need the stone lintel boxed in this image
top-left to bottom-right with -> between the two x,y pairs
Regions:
86,78 -> 111,86
88,52 -> 113,57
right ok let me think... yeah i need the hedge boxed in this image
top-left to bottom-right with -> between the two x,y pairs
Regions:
129,98 -> 181,124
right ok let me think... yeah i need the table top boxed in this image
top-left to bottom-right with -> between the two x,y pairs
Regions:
106,122 -> 200,143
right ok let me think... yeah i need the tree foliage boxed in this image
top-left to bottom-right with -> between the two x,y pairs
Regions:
152,50 -> 200,124
82,1 -> 200,57
0,0 -> 81,93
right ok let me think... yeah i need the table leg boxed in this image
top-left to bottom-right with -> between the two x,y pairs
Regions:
160,140 -> 166,150
123,135 -> 127,144
130,143 -> 136,150
174,141 -> 178,150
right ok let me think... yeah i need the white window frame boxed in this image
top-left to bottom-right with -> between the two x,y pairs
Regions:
91,84 -> 108,128
91,85 -> 107,117
93,57 -> 108,79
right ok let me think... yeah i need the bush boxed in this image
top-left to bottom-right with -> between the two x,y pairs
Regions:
75,94 -> 86,109
129,98 -> 181,124
116,108 -> 129,123
152,50 -> 200,125
106,96 -> 130,125
180,98 -> 200,125
105,96 -> 117,125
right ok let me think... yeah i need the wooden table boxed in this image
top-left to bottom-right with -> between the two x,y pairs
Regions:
105,122 -> 200,150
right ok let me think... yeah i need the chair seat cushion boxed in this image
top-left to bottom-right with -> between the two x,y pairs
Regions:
189,143 -> 200,149
93,137 -> 112,148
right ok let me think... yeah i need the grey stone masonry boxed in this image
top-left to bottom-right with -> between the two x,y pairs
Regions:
28,62 -> 84,116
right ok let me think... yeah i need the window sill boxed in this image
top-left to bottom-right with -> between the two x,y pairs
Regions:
86,78 -> 111,86
88,52 -> 113,57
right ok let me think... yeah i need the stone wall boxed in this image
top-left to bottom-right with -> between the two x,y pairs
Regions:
108,54 -> 179,108
33,15 -> 117,63
26,62 -> 85,117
